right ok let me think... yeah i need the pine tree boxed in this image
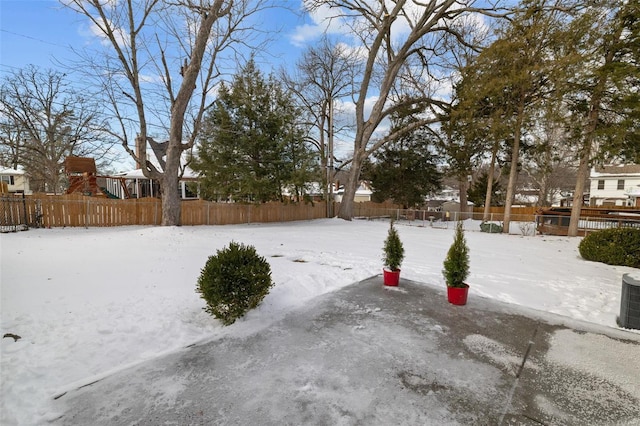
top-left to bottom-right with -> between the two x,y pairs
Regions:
442,222 -> 470,288
364,110 -> 442,208
383,221 -> 404,271
192,59 -> 317,202
467,172 -> 504,207
563,0 -> 640,235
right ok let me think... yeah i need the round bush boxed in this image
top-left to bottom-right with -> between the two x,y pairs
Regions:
197,242 -> 273,325
578,227 -> 640,268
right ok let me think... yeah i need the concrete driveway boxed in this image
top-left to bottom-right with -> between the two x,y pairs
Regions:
53,277 -> 640,425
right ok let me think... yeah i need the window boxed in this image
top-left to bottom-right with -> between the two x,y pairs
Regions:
597,180 -> 605,190
618,179 -> 625,190
0,175 -> 14,185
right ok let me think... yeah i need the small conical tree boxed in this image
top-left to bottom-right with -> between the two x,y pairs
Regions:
443,221 -> 470,288
383,220 -> 405,271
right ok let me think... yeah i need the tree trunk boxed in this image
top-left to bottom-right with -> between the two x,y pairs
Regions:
503,104 -> 525,234
458,176 -> 469,219
337,154 -> 363,220
483,142 -> 499,221
161,139 -> 182,225
161,173 -> 181,226
567,146 -> 590,236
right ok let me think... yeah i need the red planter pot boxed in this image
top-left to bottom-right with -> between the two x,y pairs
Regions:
383,268 -> 401,286
447,284 -> 469,305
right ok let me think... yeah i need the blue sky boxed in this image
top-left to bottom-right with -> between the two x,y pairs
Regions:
1,1 -> 81,75
0,1 -> 335,171
0,0 -> 471,170
0,0 -> 315,77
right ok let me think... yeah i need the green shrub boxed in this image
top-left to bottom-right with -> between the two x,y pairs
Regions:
383,220 -> 405,271
480,222 -> 503,233
197,242 -> 273,325
443,221 -> 470,288
578,227 -> 640,268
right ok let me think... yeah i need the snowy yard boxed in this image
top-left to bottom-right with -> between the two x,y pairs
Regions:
1,219 -> 638,425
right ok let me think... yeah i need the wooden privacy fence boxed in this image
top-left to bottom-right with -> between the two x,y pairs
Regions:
2,194 -> 542,229
180,199 -> 328,225
472,206 -> 538,222
15,194 -> 328,227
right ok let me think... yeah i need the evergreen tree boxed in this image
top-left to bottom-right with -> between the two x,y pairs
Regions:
383,220 -> 404,271
442,221 -> 470,288
451,0 -> 569,232
364,112 -> 442,209
561,0 -> 640,234
193,59 -> 317,202
467,172 -> 504,207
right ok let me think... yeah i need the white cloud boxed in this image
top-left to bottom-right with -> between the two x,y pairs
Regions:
290,23 -> 325,47
335,42 -> 368,62
290,2 -> 351,47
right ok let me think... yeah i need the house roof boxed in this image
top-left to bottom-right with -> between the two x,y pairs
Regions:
592,164 -> 640,177
113,166 -> 198,180
0,167 -> 25,176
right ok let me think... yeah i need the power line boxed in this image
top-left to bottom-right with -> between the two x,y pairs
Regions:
0,29 -> 68,48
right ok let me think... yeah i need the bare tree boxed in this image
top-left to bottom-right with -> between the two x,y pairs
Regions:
0,65 -> 117,193
521,110 -> 577,207
304,0 -> 506,220
282,36 -> 358,215
61,0 -> 273,225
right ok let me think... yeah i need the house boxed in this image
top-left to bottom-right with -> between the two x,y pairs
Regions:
101,167 -> 200,200
441,200 -> 474,219
0,167 -> 32,195
333,181 -> 373,203
589,164 -> 640,207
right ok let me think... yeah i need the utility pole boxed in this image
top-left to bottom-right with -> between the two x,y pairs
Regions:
328,95 -> 334,217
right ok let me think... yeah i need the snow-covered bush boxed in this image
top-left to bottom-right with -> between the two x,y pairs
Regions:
197,242 -> 273,325
479,222 -> 503,233
578,227 -> 640,268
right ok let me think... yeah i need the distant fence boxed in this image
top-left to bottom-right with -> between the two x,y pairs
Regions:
351,204 -> 640,235
7,196 -> 635,234
350,204 -> 538,222
473,206 -> 538,222
0,194 -> 329,229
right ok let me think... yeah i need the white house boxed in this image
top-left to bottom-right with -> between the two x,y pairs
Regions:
0,167 -> 32,195
589,164 -> 640,207
101,167 -> 200,200
333,182 -> 373,203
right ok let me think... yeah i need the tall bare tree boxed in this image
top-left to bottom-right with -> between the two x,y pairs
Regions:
283,37 -> 359,216
0,65 -> 117,193
282,38 -> 359,214
521,108 -> 577,207
61,0 -> 273,225
305,0 -> 506,220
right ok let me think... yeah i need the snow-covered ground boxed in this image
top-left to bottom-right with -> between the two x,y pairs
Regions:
1,219 -> 638,425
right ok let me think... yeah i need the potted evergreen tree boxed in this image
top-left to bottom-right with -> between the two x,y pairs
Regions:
383,220 -> 405,286
442,221 -> 470,305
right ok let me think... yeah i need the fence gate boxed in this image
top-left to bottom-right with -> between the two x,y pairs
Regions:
0,195 -> 42,232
